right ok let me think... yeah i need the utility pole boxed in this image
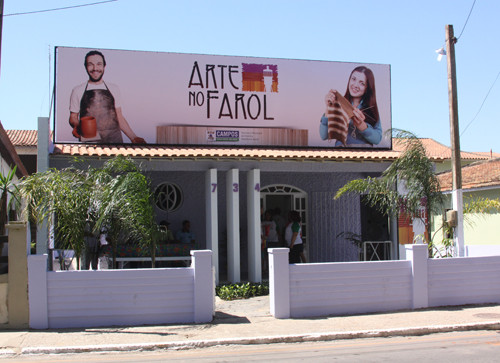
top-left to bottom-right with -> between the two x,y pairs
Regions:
445,24 -> 465,257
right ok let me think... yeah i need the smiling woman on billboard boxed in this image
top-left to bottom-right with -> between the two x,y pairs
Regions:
319,66 -> 382,147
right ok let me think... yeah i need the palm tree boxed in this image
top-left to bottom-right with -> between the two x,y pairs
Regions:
93,157 -> 157,268
19,156 -> 158,269
20,166 -> 93,269
335,130 -> 444,244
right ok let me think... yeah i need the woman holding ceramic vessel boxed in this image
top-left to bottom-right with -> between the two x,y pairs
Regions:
319,66 -> 382,146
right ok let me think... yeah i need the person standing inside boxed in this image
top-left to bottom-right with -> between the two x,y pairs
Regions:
176,220 -> 196,244
261,210 -> 280,249
83,219 -> 100,270
285,211 -> 303,264
69,50 -> 146,144
261,209 -> 279,274
272,207 -> 286,246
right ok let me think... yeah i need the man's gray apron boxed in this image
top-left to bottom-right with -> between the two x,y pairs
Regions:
80,82 -> 123,143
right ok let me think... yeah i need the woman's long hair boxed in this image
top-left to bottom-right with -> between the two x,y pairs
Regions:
288,210 -> 301,223
344,66 -> 380,127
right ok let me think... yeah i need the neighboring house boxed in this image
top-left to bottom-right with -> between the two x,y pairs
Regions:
0,121 -> 29,292
434,158 -> 500,255
0,122 -> 29,326
393,138 -> 497,245
0,124 -> 28,229
392,138 -> 498,173
5,130 -> 38,175
0,125 -> 29,180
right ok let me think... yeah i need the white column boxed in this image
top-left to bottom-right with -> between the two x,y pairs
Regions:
36,117 -> 50,255
406,244 -> 428,309
28,254 -> 49,329
452,189 -> 465,257
247,169 -> 261,282
226,169 -> 240,283
205,169 -> 219,284
269,248 -> 290,318
192,250 -> 214,323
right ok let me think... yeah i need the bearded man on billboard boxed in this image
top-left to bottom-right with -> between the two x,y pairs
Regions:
68,50 -> 146,144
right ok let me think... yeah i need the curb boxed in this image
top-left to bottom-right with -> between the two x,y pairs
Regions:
18,321 -> 500,356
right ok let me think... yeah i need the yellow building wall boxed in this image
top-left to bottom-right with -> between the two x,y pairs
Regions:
431,188 -> 500,246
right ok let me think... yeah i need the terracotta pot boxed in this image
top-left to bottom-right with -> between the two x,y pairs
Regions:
80,116 -> 97,138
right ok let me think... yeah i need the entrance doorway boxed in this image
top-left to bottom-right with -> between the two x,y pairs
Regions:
360,200 -> 391,260
260,184 -> 308,257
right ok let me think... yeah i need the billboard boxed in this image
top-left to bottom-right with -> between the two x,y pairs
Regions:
54,47 -> 392,149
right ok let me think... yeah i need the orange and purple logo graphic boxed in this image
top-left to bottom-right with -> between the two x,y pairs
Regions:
241,63 -> 278,93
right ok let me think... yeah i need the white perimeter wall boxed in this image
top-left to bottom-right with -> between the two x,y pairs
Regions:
289,260 -> 412,317
28,250 -> 214,329
465,245 -> 500,257
270,245 -> 500,319
428,256 -> 500,307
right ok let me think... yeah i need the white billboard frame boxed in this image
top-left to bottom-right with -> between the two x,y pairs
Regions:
54,46 -> 392,149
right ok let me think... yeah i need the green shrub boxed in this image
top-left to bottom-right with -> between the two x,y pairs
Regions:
216,282 -> 269,301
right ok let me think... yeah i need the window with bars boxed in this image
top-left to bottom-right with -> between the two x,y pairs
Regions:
154,182 -> 183,212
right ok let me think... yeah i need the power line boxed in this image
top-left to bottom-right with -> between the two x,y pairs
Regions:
461,71 -> 500,137
456,0 -> 476,40
454,0 -> 500,139
4,0 -> 118,17
437,0 -> 476,47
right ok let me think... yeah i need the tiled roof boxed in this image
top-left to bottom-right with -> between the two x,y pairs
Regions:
392,138 -> 492,161
472,151 -> 500,159
51,144 -> 402,162
437,158 -> 500,191
0,125 -> 28,177
5,130 -> 496,163
6,129 -> 38,147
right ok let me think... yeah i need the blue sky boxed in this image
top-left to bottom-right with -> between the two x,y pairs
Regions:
1,0 -> 498,153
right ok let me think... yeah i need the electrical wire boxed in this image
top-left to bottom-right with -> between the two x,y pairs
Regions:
4,0 -> 118,17
456,0 -> 476,40
438,0 -> 476,47
440,0 -> 498,139
461,71 -> 500,137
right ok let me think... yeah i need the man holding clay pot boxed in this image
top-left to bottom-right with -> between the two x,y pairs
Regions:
69,50 -> 146,144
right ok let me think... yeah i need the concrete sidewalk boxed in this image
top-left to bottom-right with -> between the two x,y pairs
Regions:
1,296 -> 500,356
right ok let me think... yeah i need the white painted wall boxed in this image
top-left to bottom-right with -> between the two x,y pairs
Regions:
465,245 -> 500,257
428,256 -> 500,307
28,250 -> 214,329
288,260 -> 412,318
270,245 -> 500,318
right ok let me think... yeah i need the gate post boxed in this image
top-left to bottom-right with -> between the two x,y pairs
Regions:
406,244 -> 429,309
28,254 -> 49,329
269,248 -> 290,318
192,250 -> 214,323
